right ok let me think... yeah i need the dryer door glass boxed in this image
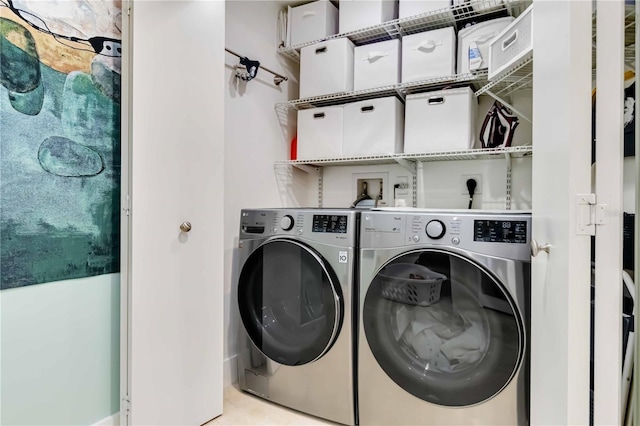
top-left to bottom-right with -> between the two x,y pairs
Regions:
238,239 -> 343,366
363,249 -> 525,407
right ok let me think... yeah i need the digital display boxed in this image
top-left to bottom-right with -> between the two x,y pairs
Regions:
474,220 -> 527,244
312,215 -> 348,233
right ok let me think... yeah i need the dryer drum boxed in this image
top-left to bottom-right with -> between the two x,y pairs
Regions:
238,239 -> 344,366
363,250 -> 525,407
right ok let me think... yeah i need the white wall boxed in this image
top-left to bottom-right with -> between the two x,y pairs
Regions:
223,0 -> 314,387
1,275 -> 120,425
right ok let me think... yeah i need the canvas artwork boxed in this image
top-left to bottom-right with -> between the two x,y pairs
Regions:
0,0 -> 122,289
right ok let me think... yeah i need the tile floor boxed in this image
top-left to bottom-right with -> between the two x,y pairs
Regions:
206,385 -> 339,426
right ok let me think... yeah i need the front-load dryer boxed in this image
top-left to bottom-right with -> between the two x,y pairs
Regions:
237,208 -> 359,426
358,209 -> 531,425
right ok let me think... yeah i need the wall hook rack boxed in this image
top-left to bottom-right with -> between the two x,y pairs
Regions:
225,48 -> 289,86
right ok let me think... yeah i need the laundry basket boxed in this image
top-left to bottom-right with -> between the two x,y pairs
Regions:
378,263 -> 447,306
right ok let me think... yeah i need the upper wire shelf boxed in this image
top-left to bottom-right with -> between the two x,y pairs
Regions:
474,56 -> 533,97
277,146 -> 532,167
278,0 -> 533,62
276,71 -> 488,111
592,3 -> 637,69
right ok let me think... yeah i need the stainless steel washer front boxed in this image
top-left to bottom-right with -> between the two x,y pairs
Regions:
236,209 -> 359,426
358,209 -> 531,425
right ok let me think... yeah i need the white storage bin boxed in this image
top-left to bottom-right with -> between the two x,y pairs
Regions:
379,263 -> 447,306
457,16 -> 514,74
289,0 -> 339,47
343,97 -> 404,156
401,27 -> 455,83
300,38 -> 355,98
297,106 -> 344,159
354,39 -> 401,91
404,87 -> 477,153
489,5 -> 533,80
340,0 -> 398,34
399,0 -> 452,19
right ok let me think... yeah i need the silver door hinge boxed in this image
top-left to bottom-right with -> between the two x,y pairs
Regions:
122,395 -> 131,415
122,195 -> 131,217
576,194 -> 607,236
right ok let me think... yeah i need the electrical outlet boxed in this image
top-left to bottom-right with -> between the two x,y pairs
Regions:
460,174 -> 483,195
395,176 -> 409,196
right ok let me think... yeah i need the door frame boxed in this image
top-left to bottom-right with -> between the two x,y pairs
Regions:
119,0 -> 132,423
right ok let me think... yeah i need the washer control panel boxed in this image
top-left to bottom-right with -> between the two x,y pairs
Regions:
240,209 -> 358,247
361,210 -> 532,261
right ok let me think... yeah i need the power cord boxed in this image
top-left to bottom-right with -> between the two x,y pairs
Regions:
466,178 -> 477,209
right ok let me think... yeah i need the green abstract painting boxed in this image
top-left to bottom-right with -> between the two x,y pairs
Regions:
0,1 -> 122,289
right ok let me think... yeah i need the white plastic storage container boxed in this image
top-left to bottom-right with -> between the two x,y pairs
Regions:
343,97 -> 404,156
399,0 -> 452,19
289,0 -> 339,47
488,5 -> 533,80
297,106 -> 344,159
340,0 -> 398,34
354,39 -> 401,91
457,16 -> 514,74
300,38 -> 355,98
401,26 -> 456,83
404,87 -> 477,153
379,263 -> 447,307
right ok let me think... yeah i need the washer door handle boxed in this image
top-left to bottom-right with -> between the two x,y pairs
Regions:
530,239 -> 551,257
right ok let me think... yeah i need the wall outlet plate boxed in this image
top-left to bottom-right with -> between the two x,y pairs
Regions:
460,174 -> 483,195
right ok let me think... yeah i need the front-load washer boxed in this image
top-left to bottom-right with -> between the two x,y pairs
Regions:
358,209 -> 531,425
236,208 -> 359,426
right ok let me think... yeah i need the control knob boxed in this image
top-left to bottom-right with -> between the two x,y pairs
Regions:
425,220 -> 446,239
280,215 -> 294,231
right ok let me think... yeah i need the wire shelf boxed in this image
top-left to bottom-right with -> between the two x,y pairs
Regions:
474,56 -> 533,97
275,71 -> 489,112
592,3 -> 637,67
278,0 -> 533,62
277,146 -> 532,167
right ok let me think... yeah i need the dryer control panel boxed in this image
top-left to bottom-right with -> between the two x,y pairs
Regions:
361,210 -> 531,261
239,208 -> 358,247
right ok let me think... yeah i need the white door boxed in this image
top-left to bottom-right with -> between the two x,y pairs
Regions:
121,1 -> 225,425
530,2 -> 593,425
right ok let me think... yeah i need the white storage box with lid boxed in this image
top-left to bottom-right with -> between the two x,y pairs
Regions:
289,0 -> 339,47
404,87 -> 477,153
354,39 -> 401,91
488,5 -> 533,80
300,38 -> 355,98
297,106 -> 343,159
343,96 -> 404,156
457,16 -> 514,74
340,0 -> 398,34
401,26 -> 455,83
399,0 -> 452,20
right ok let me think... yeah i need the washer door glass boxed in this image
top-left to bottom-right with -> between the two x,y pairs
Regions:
238,239 -> 343,366
363,249 -> 524,407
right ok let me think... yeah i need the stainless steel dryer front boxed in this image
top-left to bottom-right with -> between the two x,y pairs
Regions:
358,209 -> 531,425
236,209 -> 358,426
